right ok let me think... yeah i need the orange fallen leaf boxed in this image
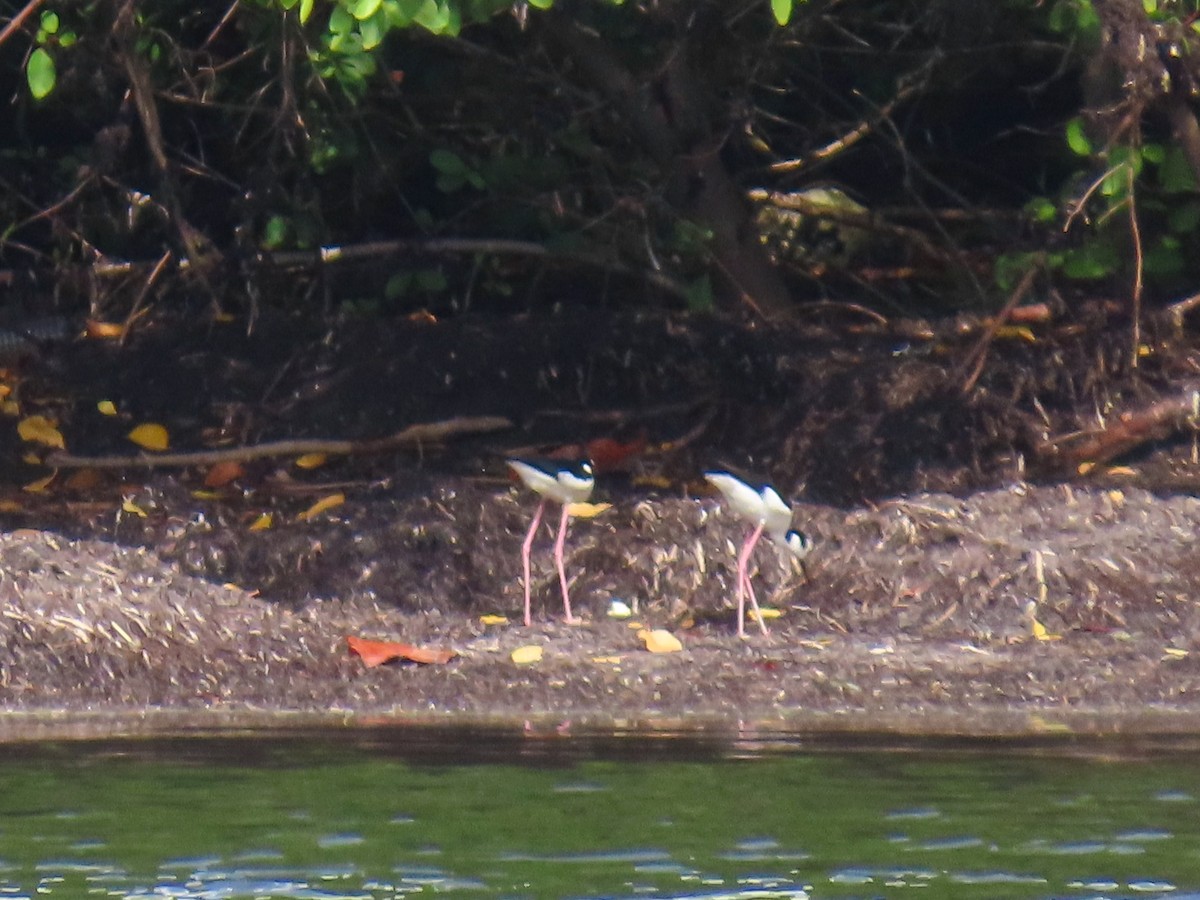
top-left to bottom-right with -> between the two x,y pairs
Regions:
298,492 -> 345,521
64,468 -> 102,492
346,635 -> 457,667
586,435 -> 647,473
204,460 -> 245,488
85,319 -> 124,339
18,415 -> 65,450
128,423 -> 170,452
639,628 -> 683,653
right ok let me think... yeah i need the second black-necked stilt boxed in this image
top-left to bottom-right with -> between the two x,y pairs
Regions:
507,458 -> 595,627
704,470 -> 813,638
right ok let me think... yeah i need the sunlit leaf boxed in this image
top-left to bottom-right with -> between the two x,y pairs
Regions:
608,599 -> 632,619
22,471 -> 56,493
347,635 -> 456,667
565,501 -> 612,518
299,0 -> 314,22
121,496 -> 148,518
639,628 -> 683,653
26,48 -> 56,100
511,644 -> 543,664
749,607 -> 783,622
1065,117 -> 1092,156
295,452 -> 327,469
128,422 -> 170,451
771,0 -> 793,25
85,319 -> 124,339
18,415 -> 65,449
97,399 -> 118,416
298,492 -> 345,521
1077,461 -> 1095,475
249,512 -> 273,531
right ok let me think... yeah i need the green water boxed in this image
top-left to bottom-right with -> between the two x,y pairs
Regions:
1,729 -> 1199,899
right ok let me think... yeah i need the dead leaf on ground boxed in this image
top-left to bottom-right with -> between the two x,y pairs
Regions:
298,492 -> 345,521
128,423 -> 170,451
639,628 -> 683,653
566,501 -> 612,518
18,415 -> 65,450
511,644 -> 543,664
205,460 -> 245,488
346,635 -> 457,667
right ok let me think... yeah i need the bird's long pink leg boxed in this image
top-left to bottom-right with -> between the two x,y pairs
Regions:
553,503 -> 578,624
520,499 -> 546,627
735,522 -> 768,638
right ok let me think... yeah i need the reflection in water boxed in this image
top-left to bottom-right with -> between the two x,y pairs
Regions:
1,730 -> 1200,898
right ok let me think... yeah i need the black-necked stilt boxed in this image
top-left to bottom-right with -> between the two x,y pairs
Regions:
704,470 -> 813,638
507,458 -> 595,627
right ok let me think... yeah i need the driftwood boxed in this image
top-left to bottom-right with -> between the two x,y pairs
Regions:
44,415 -> 512,470
1038,384 -> 1200,469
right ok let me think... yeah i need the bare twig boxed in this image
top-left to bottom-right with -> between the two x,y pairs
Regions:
44,415 -> 513,470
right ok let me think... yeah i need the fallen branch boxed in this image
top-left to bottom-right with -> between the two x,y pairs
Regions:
1038,384 -> 1200,469
44,415 -> 512,470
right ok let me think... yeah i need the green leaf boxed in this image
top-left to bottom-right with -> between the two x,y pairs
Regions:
1065,118 -> 1092,156
351,0 -> 383,20
771,0 -> 793,26
262,215 -> 291,250
360,12 -> 384,49
1160,146 -> 1199,193
1025,197 -> 1057,224
1141,143 -> 1165,165
39,11 -> 59,35
1167,201 -> 1200,235
1061,242 -> 1119,280
430,148 -> 467,175
300,0 -> 314,21
528,0 -> 554,7
26,48 -> 56,100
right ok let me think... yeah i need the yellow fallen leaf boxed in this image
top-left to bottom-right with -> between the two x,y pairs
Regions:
128,423 -> 170,452
749,607 -> 783,621
631,474 -> 674,490
295,452 -> 327,470
480,614 -> 509,626
121,496 -> 148,518
1107,489 -> 1125,507
18,415 -> 65,450
1163,647 -> 1189,660
22,471 -> 56,493
97,400 -> 118,417
639,628 -> 683,653
1106,465 -> 1136,477
2,400 -> 20,417
995,325 -> 1036,343
21,452 -> 41,466
213,311 -> 238,324
249,512 -> 273,531
592,655 -> 623,664
1138,343 -> 1153,358
190,489 -> 226,500
0,384 -> 11,400
1031,617 -> 1061,641
298,492 -> 345,522
511,644 -> 543,664
566,501 -> 612,518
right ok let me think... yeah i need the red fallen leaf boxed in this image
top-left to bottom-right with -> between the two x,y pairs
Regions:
586,435 -> 647,473
346,635 -> 456,667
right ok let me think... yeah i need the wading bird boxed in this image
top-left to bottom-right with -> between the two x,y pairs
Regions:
507,458 -> 595,626
705,470 -> 813,637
